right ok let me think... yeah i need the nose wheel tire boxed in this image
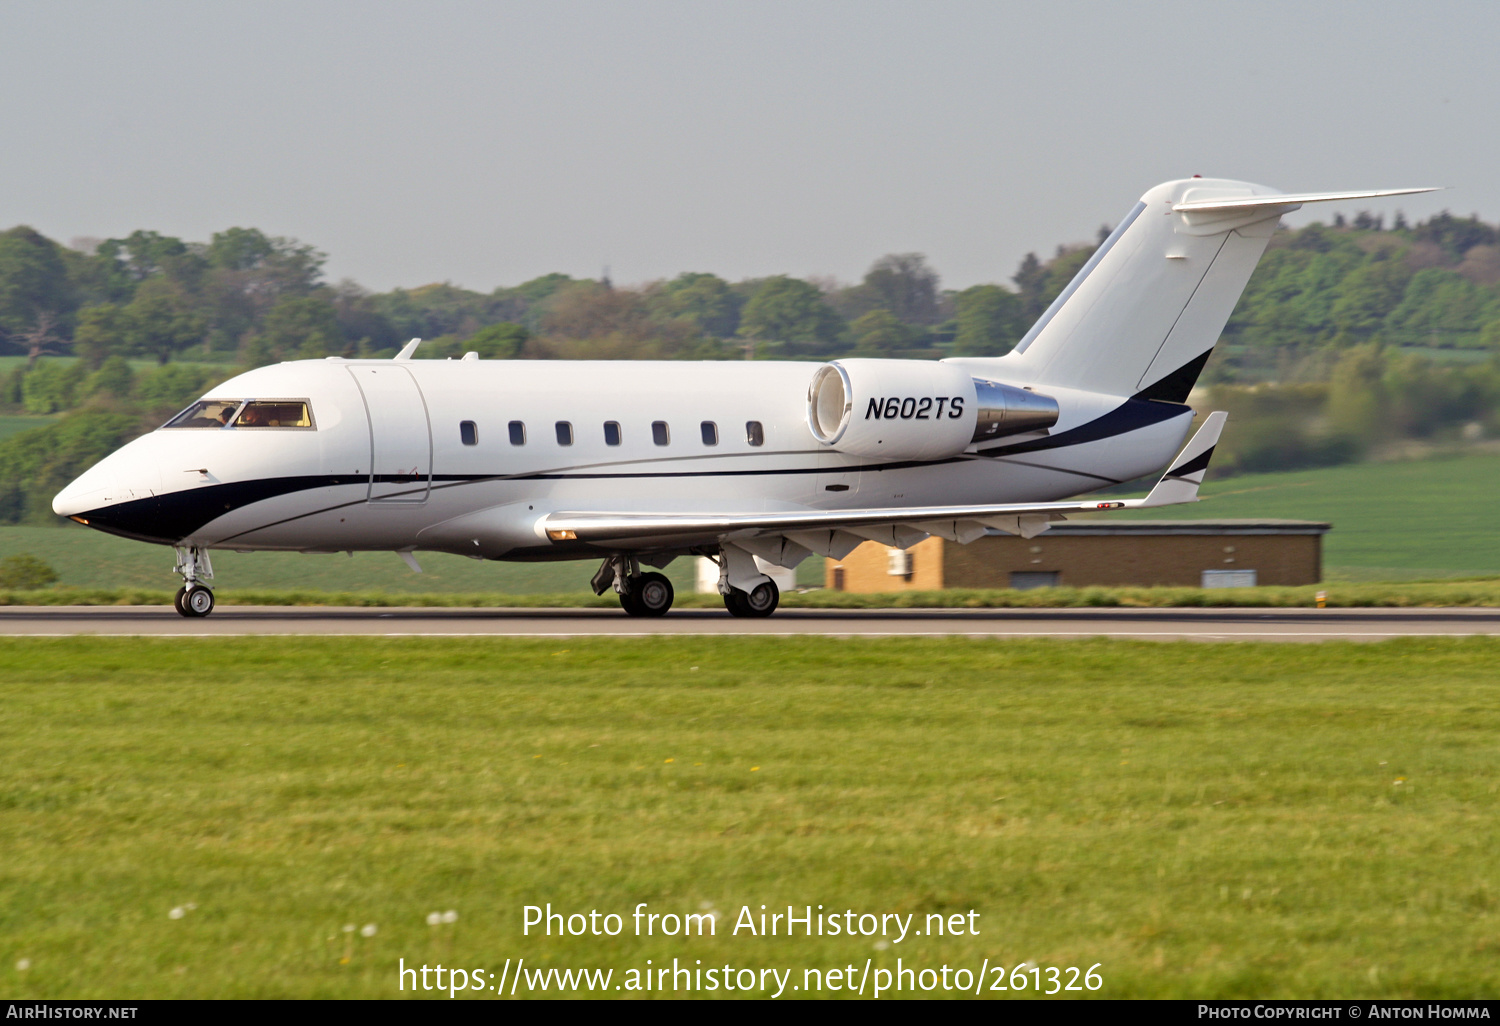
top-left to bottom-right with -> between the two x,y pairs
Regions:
620,571 -> 674,617
175,585 -> 215,618
724,579 -> 779,618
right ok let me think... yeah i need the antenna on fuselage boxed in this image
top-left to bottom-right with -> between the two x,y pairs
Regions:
394,338 -> 422,360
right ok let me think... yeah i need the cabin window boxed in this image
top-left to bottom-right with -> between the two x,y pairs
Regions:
555,421 -> 573,446
745,420 -> 764,446
700,421 -> 718,446
652,421 -> 670,446
164,399 -> 244,429
460,421 -> 478,446
508,420 -> 526,445
232,400 -> 313,428
604,421 -> 621,446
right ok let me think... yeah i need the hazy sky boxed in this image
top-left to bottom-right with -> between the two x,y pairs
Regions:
3,0 -> 1494,293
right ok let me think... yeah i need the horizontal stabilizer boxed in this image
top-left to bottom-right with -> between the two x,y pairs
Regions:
1173,187 -> 1439,214
1136,411 -> 1227,507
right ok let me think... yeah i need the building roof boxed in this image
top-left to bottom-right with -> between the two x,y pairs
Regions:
1033,519 -> 1331,537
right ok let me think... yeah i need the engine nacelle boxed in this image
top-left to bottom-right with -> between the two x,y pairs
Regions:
807,359 -> 1059,460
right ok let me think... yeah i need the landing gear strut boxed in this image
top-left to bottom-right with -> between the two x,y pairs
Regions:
592,554 -> 675,617
173,546 -> 216,618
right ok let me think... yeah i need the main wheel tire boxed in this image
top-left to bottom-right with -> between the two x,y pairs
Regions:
174,586 -> 190,617
724,578 -> 779,618
182,585 -> 215,617
632,572 -> 674,617
620,572 -> 673,617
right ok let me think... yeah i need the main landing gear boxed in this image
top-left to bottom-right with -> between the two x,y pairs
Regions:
592,555 -> 675,617
590,549 -> 781,618
707,546 -> 780,618
173,546 -> 216,618
723,579 -> 779,618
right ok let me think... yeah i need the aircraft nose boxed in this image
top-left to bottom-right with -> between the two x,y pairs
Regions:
52,461 -> 116,518
51,444 -> 165,523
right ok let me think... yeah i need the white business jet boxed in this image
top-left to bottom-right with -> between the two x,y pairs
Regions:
53,178 -> 1434,617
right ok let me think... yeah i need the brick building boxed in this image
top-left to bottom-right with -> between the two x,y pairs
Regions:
825,520 -> 1330,592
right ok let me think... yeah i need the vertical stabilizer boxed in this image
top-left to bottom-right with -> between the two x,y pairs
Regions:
961,179 -> 1438,402
998,178 -> 1283,401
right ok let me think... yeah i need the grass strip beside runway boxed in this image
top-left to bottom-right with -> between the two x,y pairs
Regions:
2,577 -> 1500,608
1,637 -> 1498,999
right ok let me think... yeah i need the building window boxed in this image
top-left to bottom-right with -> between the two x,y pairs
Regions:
460,421 -> 478,446
832,566 -> 845,591
745,421 -> 764,446
1202,569 -> 1257,588
604,421 -> 621,446
555,421 -> 573,446
652,421 -> 670,446
700,421 -> 718,446
1010,571 -> 1059,590
508,421 -> 526,445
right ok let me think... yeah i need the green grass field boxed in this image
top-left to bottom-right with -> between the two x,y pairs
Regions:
1,637 -> 1497,999
1098,451 -> 1500,578
0,414 -> 59,443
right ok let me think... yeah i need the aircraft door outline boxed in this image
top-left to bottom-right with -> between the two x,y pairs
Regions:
346,365 -> 432,502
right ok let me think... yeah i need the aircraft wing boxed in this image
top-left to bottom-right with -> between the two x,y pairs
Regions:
540,413 -> 1227,549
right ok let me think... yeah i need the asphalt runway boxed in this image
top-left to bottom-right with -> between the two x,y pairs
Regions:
1,605 -> 1498,641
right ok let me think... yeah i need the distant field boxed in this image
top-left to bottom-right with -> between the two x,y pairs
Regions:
1,636 -> 1497,999
1097,452 -> 1500,578
0,356 -> 237,374
0,415 -> 59,443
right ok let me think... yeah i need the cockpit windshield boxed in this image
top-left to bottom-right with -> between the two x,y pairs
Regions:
233,401 -> 313,428
164,399 -> 314,429
164,400 -> 243,428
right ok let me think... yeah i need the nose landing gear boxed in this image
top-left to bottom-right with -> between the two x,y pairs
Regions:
172,545 -> 216,618
175,584 -> 216,617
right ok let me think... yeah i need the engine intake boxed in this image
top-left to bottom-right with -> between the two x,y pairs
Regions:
806,359 -> 1058,461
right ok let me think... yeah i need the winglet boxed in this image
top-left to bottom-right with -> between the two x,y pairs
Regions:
394,338 -> 422,360
1135,411 -> 1227,508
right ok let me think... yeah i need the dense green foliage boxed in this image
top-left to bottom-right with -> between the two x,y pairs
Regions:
5,208 -> 1500,370
1226,212 -> 1500,351
3,637 -> 1498,997
0,553 -> 56,589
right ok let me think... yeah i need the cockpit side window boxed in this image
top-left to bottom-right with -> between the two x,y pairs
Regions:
164,400 -> 244,429
233,400 -> 314,429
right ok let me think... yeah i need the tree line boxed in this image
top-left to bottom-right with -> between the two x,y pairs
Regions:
5,208 -> 1500,370
0,225 -> 1060,368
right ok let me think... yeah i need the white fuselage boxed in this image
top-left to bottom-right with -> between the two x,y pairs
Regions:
51,356 -> 1193,562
